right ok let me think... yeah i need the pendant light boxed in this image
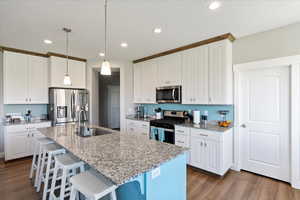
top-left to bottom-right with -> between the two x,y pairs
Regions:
100,0 -> 112,75
63,27 -> 72,85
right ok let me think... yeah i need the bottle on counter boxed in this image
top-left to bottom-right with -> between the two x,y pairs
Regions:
201,110 -> 208,127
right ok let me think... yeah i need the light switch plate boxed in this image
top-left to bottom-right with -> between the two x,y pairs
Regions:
151,167 -> 160,179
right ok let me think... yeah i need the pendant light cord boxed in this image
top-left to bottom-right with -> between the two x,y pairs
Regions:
104,0 -> 108,61
66,30 -> 69,75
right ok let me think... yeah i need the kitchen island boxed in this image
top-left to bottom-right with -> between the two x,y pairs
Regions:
38,124 -> 187,200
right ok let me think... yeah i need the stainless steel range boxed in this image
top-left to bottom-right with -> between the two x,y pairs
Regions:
150,110 -> 187,144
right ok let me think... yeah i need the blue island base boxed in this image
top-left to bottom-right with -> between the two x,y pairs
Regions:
116,153 -> 187,200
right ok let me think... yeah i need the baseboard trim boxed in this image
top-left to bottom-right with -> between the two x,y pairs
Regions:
292,180 -> 300,189
0,152 -> 4,158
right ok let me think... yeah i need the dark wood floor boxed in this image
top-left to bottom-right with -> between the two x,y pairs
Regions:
1,158 -> 299,200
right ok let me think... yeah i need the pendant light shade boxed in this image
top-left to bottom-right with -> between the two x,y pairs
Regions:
101,60 -> 111,75
63,74 -> 72,85
100,0 -> 112,76
63,27 -> 72,85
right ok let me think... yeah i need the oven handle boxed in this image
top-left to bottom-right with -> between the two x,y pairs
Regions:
172,88 -> 175,100
150,126 -> 174,133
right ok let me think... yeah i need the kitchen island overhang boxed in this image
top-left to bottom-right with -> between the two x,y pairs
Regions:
38,124 -> 187,200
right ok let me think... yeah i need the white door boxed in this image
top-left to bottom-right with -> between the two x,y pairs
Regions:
142,60 -> 157,103
239,66 -> 290,182
133,63 -> 143,103
108,86 -> 120,129
6,132 -> 30,160
3,51 -> 28,104
190,137 -> 206,169
205,139 -> 220,173
28,55 -> 48,104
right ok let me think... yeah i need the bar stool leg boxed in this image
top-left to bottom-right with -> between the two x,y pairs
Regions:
59,168 -> 68,200
29,140 -> 38,179
50,162 -> 59,200
42,152 -> 53,200
69,186 -> 77,200
37,149 -> 46,192
110,191 -> 117,200
34,144 -> 43,187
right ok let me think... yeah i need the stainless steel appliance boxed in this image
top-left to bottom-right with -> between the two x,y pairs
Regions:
135,105 -> 145,118
49,88 -> 89,126
156,86 -> 181,103
150,110 -> 187,144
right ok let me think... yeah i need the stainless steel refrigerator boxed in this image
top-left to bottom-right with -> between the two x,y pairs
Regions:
48,88 -> 89,126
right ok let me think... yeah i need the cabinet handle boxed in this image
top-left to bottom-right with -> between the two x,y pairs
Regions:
200,141 -> 203,146
209,97 -> 212,102
177,141 -> 185,144
29,98 -> 31,102
204,143 -> 207,147
200,134 -> 208,137
176,130 -> 184,133
32,133 -> 34,137
25,98 -> 28,102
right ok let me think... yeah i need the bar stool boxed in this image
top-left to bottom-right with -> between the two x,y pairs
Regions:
37,143 -> 66,200
69,169 -> 117,200
50,153 -> 85,200
29,137 -> 54,187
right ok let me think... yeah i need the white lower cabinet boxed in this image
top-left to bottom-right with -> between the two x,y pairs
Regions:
177,126 -> 233,176
4,122 -> 51,161
126,119 -> 150,137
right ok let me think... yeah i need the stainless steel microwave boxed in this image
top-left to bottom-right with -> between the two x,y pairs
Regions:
156,86 -> 181,103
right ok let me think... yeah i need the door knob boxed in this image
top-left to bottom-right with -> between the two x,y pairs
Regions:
241,124 -> 247,128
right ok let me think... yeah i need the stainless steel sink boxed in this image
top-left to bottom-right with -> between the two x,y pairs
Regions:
75,127 -> 113,137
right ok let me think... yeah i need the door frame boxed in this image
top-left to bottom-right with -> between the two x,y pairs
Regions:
233,55 -> 300,189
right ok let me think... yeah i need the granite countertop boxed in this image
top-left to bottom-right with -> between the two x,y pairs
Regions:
0,119 -> 51,126
38,124 -> 186,185
177,122 -> 233,132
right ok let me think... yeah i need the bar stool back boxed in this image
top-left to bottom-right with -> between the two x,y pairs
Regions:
50,153 -> 85,200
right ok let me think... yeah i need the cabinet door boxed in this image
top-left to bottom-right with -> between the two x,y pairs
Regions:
190,137 -> 205,169
69,60 -> 86,89
182,46 -> 209,104
142,60 -> 157,103
208,40 -> 233,104
3,51 -> 28,104
204,139 -> 220,173
157,53 -> 182,86
28,55 -> 48,104
49,56 -> 67,88
133,63 -> 143,103
5,132 -> 30,160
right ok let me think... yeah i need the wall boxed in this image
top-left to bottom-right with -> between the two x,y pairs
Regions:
233,22 -> 300,64
86,63 -> 99,125
0,51 -> 3,154
141,104 -> 233,121
3,104 -> 48,117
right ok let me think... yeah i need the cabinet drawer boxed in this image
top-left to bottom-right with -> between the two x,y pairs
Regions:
190,128 -> 222,141
175,134 -> 189,148
28,122 -> 51,129
5,125 -> 27,133
175,126 -> 190,136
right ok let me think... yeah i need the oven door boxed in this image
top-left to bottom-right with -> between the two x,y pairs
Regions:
150,126 -> 175,144
156,86 -> 181,103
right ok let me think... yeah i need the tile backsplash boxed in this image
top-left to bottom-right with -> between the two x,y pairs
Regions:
3,104 -> 48,117
141,104 -> 234,121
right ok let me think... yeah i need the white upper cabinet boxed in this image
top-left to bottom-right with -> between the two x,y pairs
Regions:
157,53 -> 182,86
49,56 -> 86,89
28,55 -> 48,103
3,51 -> 48,104
133,60 -> 157,104
182,46 -> 209,104
208,40 -> 233,104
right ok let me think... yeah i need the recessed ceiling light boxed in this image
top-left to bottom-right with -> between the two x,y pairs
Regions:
154,28 -> 162,34
44,39 -> 53,44
209,1 -> 221,10
120,42 -> 128,48
99,52 -> 105,57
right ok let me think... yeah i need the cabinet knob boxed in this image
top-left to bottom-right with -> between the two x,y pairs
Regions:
241,124 -> 247,128
204,143 -> 207,147
200,141 -> 203,146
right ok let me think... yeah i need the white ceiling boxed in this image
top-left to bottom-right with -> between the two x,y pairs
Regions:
1,0 -> 300,61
